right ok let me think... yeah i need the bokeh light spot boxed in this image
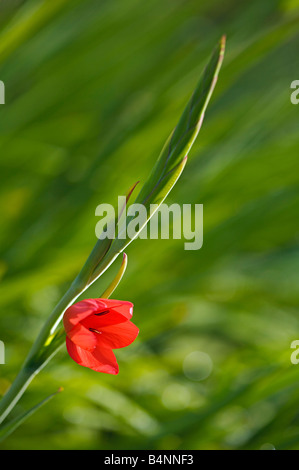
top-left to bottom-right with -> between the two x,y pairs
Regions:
183,351 -> 213,381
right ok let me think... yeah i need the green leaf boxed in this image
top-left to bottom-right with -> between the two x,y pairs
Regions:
93,155 -> 188,266
0,388 -> 63,443
103,36 -> 225,260
97,36 -> 225,263
134,35 -> 226,206
99,252 -> 128,298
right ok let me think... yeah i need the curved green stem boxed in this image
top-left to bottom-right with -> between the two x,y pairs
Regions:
0,36 -> 225,433
0,344 -> 63,425
0,279 -> 84,425
0,247 -> 122,426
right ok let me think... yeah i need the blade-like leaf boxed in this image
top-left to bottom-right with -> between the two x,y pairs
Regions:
99,252 -> 128,298
134,35 -> 226,206
102,155 -> 188,256
0,388 -> 63,443
88,37 -> 225,282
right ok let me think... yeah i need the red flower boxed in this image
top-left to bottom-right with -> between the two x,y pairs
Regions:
63,298 -> 138,375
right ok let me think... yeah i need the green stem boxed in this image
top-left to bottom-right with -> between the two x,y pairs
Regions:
0,36 -> 225,431
0,345 -> 63,425
0,278 -> 85,425
0,244 -> 120,426
25,280 -> 83,364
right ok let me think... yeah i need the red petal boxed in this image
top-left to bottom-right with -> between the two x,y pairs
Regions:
66,323 -> 97,351
81,310 -> 130,330
66,337 -> 119,374
101,299 -> 134,320
97,320 -> 139,349
63,299 -> 106,334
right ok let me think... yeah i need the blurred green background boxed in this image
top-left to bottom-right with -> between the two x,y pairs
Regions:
0,0 -> 299,450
